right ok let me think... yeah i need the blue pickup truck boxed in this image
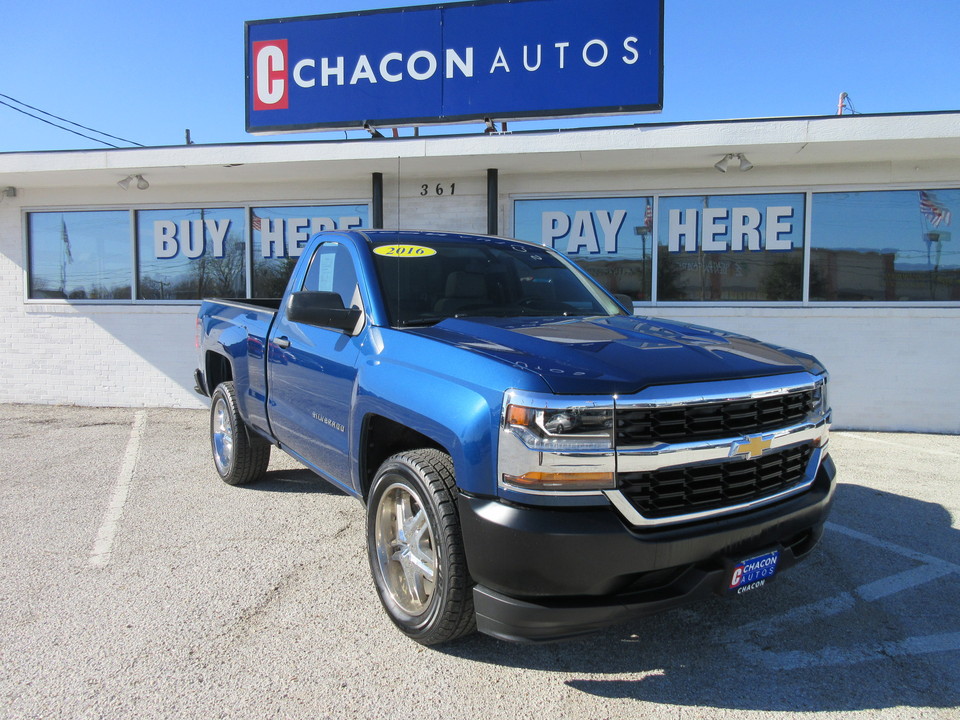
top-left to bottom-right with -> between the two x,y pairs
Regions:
195,229 -> 836,644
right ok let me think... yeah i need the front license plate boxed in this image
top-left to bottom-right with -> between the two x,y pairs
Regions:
729,549 -> 779,594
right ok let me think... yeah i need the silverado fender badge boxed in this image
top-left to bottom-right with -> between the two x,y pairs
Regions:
312,412 -> 345,433
731,434 -> 773,460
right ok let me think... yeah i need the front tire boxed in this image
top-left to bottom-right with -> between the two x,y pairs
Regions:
209,381 -> 271,486
366,449 -> 476,645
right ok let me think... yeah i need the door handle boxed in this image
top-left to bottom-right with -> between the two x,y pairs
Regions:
274,336 -> 291,349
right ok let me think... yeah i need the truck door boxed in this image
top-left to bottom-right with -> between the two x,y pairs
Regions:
267,241 -> 363,490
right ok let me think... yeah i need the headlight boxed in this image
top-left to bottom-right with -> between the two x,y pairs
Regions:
500,397 -> 616,493
811,376 -> 830,419
504,403 -> 614,452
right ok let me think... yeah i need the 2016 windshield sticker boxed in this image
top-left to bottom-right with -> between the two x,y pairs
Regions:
373,244 -> 437,258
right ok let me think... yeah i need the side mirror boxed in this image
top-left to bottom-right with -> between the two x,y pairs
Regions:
614,293 -> 634,311
287,291 -> 363,334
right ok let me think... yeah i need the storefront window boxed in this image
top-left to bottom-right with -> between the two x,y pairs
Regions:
136,208 -> 246,300
657,194 -> 806,302
513,197 -> 653,300
28,211 -> 132,300
251,205 -> 367,297
810,190 -> 959,301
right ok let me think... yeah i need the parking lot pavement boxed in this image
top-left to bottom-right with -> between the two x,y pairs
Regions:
0,404 -> 957,720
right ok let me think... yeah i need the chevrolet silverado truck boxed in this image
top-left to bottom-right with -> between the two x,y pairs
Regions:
194,230 -> 836,644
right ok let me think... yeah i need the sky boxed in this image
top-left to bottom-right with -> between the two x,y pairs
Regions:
2,0 -> 960,153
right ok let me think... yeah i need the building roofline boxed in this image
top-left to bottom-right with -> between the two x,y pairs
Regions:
2,109 -> 959,159
2,109 -> 958,190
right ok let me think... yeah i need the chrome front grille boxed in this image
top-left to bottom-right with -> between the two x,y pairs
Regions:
499,371 -> 830,527
615,389 -> 816,445
603,373 -> 830,528
618,444 -> 814,520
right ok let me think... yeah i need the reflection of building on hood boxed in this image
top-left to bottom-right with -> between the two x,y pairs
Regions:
507,317 -> 796,368
511,322 -> 628,345
627,321 -> 799,368
705,335 -> 799,368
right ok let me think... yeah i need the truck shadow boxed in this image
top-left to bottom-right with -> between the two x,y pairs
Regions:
245,467 -> 348,495
443,483 -> 960,712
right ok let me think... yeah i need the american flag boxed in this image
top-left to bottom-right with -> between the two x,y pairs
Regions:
251,213 -> 262,232
60,216 -> 73,262
919,191 -> 952,227
644,202 -> 653,231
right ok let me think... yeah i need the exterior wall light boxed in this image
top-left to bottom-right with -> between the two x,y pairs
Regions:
715,153 -> 754,173
1,186 -> 16,198
118,174 -> 150,190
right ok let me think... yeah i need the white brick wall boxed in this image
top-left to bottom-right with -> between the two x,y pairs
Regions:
384,174 -> 488,233
6,303 -> 204,409
4,189 -> 960,430
646,307 -> 960,434
2,198 -> 203,410
2,120 -> 958,432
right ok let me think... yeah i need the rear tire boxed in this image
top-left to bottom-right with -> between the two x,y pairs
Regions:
366,449 -> 476,645
209,381 -> 271,486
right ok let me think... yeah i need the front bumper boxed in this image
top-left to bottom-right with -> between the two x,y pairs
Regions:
460,453 -> 836,642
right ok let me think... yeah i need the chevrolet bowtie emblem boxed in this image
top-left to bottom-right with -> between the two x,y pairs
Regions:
732,435 -> 773,459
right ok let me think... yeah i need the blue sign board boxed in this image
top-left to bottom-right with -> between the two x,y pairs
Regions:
246,0 -> 663,133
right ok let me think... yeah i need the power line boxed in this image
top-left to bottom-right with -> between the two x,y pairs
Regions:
0,91 -> 144,146
0,98 -> 122,148
0,92 -> 144,148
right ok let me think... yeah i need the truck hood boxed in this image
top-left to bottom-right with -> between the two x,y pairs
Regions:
407,315 -> 812,395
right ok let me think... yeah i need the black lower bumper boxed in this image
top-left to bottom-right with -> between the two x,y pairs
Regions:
459,454 -> 836,642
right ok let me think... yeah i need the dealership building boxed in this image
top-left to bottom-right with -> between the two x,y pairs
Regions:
1,110 -> 959,433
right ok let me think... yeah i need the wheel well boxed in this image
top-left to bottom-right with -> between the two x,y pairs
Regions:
205,352 -> 233,393
360,415 -> 446,500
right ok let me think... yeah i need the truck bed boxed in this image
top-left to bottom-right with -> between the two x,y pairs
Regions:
205,297 -> 283,312
197,298 -> 281,432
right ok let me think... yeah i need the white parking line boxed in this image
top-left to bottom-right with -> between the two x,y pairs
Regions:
855,563 -> 954,602
723,591 -> 856,642
752,632 -> 960,671
840,432 -> 960,458
721,522 -> 959,670
89,410 -> 146,568
827,521 -> 960,573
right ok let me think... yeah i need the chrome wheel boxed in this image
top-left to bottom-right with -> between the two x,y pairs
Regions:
211,396 -> 234,474
208,381 -> 270,486
366,450 -> 475,644
374,481 -> 438,616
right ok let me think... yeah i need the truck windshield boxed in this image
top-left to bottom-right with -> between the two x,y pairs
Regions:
372,239 -> 625,327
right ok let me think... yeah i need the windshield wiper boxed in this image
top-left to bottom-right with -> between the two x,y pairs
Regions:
396,316 -> 449,327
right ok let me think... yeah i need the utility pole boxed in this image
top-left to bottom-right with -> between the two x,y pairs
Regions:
837,92 -> 852,115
